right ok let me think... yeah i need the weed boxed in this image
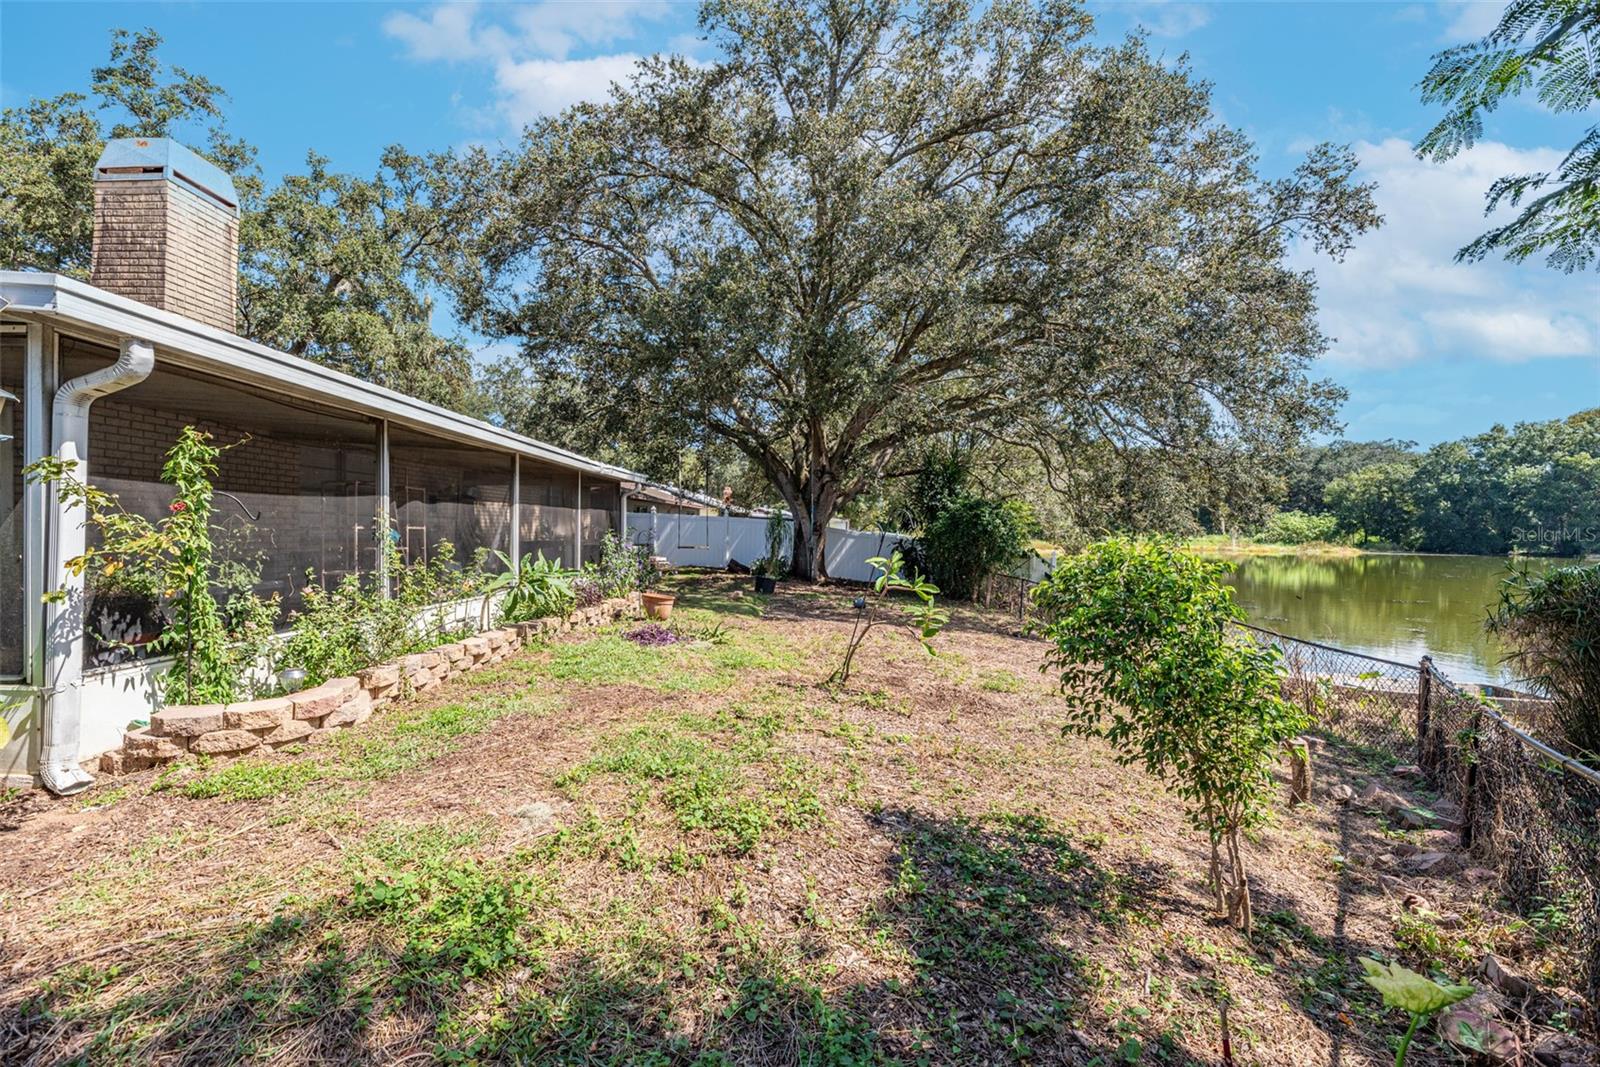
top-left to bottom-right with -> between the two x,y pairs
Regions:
74,785 -> 129,810
980,668 -> 1024,693
349,847 -> 552,992
181,759 -> 327,801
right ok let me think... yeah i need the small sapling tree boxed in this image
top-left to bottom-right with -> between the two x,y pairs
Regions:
1033,538 -> 1307,932
830,549 -> 947,686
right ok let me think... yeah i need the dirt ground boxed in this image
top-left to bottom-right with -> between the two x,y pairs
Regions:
0,573 -> 1574,1065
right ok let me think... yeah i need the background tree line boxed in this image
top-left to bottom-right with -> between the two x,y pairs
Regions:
1271,409 -> 1600,557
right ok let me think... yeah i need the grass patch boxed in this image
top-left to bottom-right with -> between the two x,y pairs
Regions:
179,759 -> 328,801
979,668 -> 1024,693
74,784 -> 130,810
545,628 -> 799,694
557,718 -> 824,861
175,692 -> 558,802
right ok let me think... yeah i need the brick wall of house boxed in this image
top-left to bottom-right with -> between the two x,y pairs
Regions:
92,397 -> 301,495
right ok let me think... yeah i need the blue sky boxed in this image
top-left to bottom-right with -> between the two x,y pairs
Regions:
3,0 -> 1596,445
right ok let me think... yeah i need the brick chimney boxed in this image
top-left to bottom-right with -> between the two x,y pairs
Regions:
91,138 -> 239,332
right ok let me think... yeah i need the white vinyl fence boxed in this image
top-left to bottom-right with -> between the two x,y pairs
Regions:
625,512 -> 912,584
623,511 -> 1061,586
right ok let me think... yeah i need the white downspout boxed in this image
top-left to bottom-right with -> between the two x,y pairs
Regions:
40,338 -> 155,795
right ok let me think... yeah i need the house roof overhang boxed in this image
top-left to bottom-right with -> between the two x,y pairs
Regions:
0,270 -> 638,482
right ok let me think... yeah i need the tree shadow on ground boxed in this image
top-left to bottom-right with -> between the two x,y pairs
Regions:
5,810 -> 1230,1066
855,806 -> 1221,1065
1241,743 -> 1460,1067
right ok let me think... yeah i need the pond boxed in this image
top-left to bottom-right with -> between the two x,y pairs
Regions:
1211,552 -> 1565,687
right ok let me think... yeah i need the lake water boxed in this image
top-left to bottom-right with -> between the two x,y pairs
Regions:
1212,552 -> 1564,687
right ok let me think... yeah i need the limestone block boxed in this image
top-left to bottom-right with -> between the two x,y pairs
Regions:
223,697 -> 292,730
324,690 -> 374,728
292,677 -> 359,720
152,705 -> 225,738
191,729 -> 263,755
100,750 -> 158,775
259,718 -> 315,745
358,663 -> 401,689
123,728 -> 187,759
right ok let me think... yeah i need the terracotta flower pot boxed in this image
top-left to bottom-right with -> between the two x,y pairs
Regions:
641,591 -> 676,620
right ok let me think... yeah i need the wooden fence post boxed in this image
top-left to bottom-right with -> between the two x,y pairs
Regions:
1416,656 -> 1433,771
1287,737 -> 1313,805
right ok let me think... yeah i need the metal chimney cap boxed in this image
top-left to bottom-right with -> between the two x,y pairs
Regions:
93,137 -> 239,215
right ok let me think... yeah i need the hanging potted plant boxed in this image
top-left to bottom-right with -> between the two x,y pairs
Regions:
752,556 -> 781,595
752,509 -> 790,594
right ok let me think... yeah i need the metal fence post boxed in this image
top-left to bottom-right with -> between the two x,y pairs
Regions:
1416,656 -> 1433,770
1459,708 -> 1483,850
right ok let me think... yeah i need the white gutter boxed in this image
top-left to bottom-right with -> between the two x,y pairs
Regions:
40,337 -> 154,795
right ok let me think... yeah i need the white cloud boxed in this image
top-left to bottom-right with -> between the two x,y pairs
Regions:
1423,309 -> 1595,357
1295,137 -> 1599,370
1127,2 -> 1212,38
384,2 -> 675,127
1438,1 -> 1506,42
511,1 -> 670,61
495,54 -> 644,126
383,2 -> 503,62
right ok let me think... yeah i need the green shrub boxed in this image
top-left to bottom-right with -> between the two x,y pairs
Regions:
1033,538 -> 1307,932
29,426 -> 280,704
280,542 -> 485,686
1258,509 -> 1340,545
595,530 -> 654,596
492,551 -> 576,623
914,495 -> 1030,601
1488,562 -> 1600,763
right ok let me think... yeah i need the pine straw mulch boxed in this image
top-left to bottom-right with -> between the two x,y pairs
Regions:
0,572 -> 1568,1065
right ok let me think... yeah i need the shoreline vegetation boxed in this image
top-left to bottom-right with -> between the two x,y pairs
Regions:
1185,536 -> 1365,558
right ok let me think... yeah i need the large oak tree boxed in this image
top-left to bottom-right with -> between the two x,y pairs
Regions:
464,0 -> 1380,578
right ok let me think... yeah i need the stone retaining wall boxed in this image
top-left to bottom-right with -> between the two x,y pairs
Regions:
99,594 -> 642,775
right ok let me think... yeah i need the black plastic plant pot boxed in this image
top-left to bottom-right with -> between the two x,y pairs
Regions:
754,575 -> 778,594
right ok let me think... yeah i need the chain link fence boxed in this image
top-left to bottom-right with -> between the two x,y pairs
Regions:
1234,623 -> 1421,763
1234,622 -> 1600,1013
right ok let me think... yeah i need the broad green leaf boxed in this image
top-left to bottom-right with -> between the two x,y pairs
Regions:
1359,958 -> 1474,1015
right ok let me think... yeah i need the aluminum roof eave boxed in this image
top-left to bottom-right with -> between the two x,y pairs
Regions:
0,271 -> 639,483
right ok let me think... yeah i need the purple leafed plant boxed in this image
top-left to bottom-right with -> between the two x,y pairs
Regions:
572,577 -> 605,609
624,623 -> 679,646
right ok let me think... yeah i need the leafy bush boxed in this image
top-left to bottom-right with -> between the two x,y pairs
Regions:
891,444 -> 970,532
596,530 -> 654,596
30,426 -> 278,703
281,542 -> 486,686
1033,538 -> 1308,932
493,551 -> 575,624
572,576 -> 604,609
1488,562 -> 1600,763
1258,509 -> 1340,545
914,495 -> 1030,601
